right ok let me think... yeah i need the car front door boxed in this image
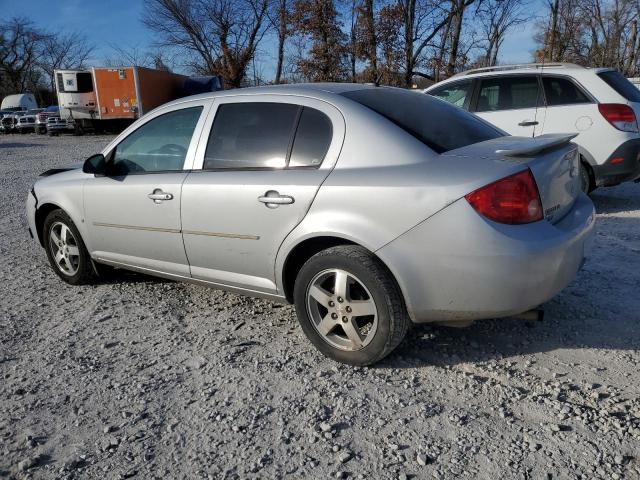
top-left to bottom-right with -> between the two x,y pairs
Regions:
427,79 -> 474,110
180,96 -> 344,294
84,101 -> 209,276
472,75 -> 546,137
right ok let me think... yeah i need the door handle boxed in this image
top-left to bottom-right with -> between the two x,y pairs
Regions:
518,120 -> 539,127
148,189 -> 174,203
258,190 -> 295,208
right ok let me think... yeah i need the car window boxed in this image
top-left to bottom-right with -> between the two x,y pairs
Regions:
428,80 -> 473,108
110,106 -> 203,175
542,77 -> 590,106
342,88 -> 503,154
597,70 -> 640,102
204,102 -> 299,169
476,76 -> 540,112
289,107 -> 333,168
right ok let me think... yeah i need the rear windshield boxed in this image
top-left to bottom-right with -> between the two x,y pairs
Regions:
597,70 -> 640,102
342,88 -> 503,153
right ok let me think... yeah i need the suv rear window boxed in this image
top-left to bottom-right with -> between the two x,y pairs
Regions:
542,76 -> 590,105
342,88 -> 503,154
597,70 -> 640,102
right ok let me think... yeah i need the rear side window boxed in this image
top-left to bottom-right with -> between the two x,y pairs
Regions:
289,107 -> 333,167
428,80 -> 473,108
204,103 -> 299,169
342,88 -> 503,154
476,76 -> 541,112
542,77 -> 590,105
597,70 -> 640,102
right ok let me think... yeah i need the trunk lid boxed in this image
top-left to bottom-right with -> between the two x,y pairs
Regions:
443,134 -> 582,224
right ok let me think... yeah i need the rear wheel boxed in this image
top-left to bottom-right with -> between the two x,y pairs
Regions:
43,210 -> 96,285
579,160 -> 595,194
293,245 -> 409,366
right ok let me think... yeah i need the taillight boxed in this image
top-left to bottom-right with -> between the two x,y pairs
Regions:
465,169 -> 543,224
598,103 -> 638,132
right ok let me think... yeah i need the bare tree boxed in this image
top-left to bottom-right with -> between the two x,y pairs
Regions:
143,0 -> 269,87
0,17 -> 44,97
354,0 -> 380,83
476,0 -> 530,67
39,32 -> 94,94
269,0 -> 292,83
290,0 -> 349,81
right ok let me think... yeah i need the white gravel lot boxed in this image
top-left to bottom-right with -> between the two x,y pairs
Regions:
1,133 -> 639,480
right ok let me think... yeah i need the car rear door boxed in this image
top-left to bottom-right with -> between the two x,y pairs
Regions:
83,100 -> 210,276
539,75 -> 596,138
472,75 -> 546,137
180,95 -> 344,295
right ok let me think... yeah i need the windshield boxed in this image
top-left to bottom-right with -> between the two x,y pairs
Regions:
341,88 -> 504,153
598,70 -> 640,102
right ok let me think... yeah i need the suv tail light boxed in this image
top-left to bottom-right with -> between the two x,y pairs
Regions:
598,103 -> 638,132
465,169 -> 543,224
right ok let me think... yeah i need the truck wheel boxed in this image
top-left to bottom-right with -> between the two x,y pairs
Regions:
293,245 -> 410,366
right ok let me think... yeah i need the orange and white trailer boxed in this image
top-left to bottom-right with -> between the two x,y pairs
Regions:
55,66 -> 189,133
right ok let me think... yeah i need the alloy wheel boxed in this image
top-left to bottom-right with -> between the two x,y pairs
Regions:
306,268 -> 378,351
48,221 -> 80,276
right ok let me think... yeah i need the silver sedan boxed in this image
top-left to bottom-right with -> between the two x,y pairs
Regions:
26,84 -> 596,365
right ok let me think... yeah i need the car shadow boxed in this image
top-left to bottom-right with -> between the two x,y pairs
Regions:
0,142 -> 43,148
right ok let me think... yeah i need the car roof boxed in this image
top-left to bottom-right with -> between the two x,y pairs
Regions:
162,83 -> 379,108
426,63 -> 615,89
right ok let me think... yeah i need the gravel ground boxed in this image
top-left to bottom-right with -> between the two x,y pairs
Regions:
1,133 -> 639,480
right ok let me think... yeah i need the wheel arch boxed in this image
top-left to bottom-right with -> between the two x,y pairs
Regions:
279,235 -> 406,309
34,202 -> 64,246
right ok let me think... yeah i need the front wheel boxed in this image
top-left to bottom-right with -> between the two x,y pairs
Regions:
43,210 -> 96,285
293,245 -> 410,365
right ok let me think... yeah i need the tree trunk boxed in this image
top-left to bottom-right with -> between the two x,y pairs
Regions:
363,0 -> 378,83
434,17 -> 452,82
624,19 -> 637,76
403,0 -> 415,87
548,0 -> 559,61
274,0 -> 287,84
445,0 -> 465,77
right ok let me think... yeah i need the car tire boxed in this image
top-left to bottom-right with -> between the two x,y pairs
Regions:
43,209 -> 96,285
293,245 -> 410,366
579,161 -> 594,194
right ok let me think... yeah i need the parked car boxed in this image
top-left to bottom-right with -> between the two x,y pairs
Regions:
26,84 -> 595,365
46,116 -> 74,135
1,111 -> 25,133
16,115 -> 37,133
36,106 -> 60,133
425,63 -> 640,193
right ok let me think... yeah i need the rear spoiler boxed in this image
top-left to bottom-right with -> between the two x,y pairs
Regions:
496,133 -> 578,157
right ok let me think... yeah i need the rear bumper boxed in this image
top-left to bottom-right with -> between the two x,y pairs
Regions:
377,194 -> 596,323
593,139 -> 640,186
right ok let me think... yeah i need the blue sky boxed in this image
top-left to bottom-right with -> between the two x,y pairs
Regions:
2,0 -> 541,78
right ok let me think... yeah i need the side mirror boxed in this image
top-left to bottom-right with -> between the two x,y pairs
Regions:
82,154 -> 106,175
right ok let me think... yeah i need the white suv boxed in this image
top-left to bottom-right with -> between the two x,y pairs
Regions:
425,63 -> 640,193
